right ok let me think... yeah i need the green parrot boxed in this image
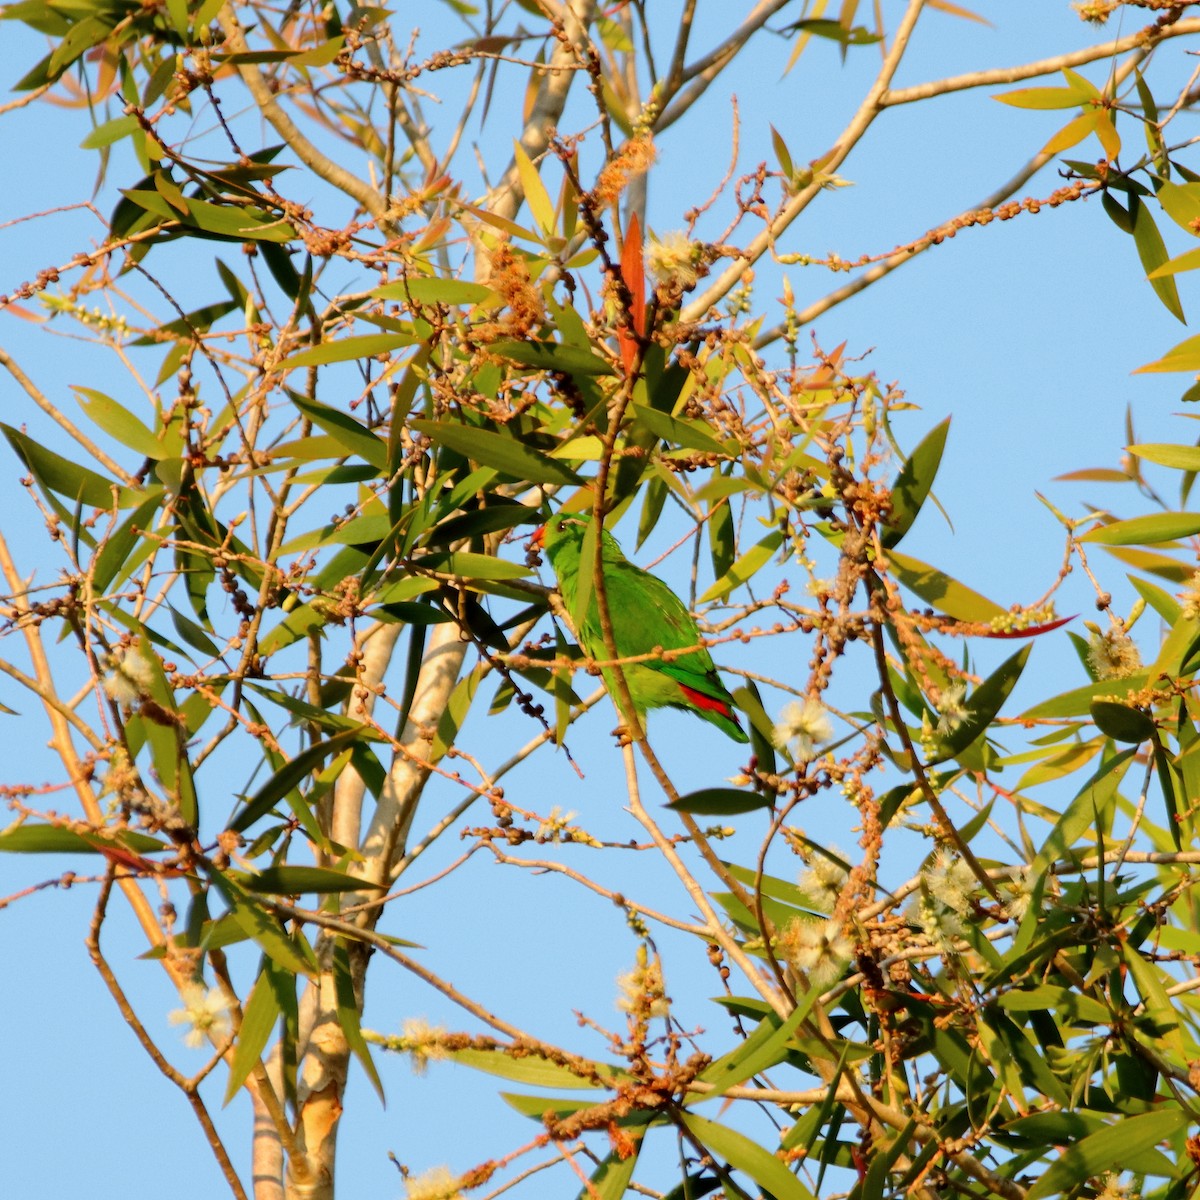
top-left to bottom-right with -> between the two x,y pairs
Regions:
532,513 -> 748,743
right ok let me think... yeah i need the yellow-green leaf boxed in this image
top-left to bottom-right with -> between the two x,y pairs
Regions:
512,139 -> 556,236
885,550 -> 1006,621
1080,512 -> 1200,545
993,86 -> 1081,110
699,530 -> 783,602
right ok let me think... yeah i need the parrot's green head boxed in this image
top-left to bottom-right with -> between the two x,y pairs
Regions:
531,512 -> 621,575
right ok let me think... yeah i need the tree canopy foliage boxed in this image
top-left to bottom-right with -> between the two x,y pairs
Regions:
7,3 -> 1200,1200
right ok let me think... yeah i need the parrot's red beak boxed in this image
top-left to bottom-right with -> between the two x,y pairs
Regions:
529,525 -> 545,549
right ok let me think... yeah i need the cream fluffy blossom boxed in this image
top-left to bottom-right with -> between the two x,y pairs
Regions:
773,697 -> 834,761
168,982 -> 232,1049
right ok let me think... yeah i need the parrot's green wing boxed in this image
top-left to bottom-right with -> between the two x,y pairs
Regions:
539,514 -> 746,742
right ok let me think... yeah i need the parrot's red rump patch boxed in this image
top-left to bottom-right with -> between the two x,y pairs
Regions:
679,685 -> 734,719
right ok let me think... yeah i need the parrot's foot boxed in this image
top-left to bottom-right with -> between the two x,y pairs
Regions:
611,724 -> 634,747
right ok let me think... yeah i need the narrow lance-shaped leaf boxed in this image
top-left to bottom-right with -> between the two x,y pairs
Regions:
885,550 -> 1006,622
210,873 -> 319,978
2,424 -> 126,509
230,726 -> 367,833
410,418 -> 581,486
1024,1110 -> 1188,1200
289,391 -> 388,470
223,962 -> 282,1105
240,866 -> 386,895
699,530 -> 783,603
1132,195 -> 1185,323
927,644 -> 1031,764
882,416 -> 950,549
1080,511 -> 1200,545
580,1147 -> 642,1200
511,139 -> 556,235
678,1112 -> 815,1200
334,941 -> 385,1102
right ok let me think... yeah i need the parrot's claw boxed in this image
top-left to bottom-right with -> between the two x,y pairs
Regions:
611,725 -> 634,747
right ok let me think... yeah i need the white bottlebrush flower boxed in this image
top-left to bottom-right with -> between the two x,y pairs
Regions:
773,697 -> 834,761
924,852 -> 977,917
1086,629 -> 1141,680
645,230 -> 699,289
798,854 -> 848,912
935,681 -> 968,736
400,1017 -> 448,1075
616,949 -> 669,1018
781,917 -> 853,986
910,889 -> 964,943
908,853 -> 977,946
103,647 -> 156,705
1179,570 -> 1200,621
168,982 -> 232,1048
405,1166 -> 462,1200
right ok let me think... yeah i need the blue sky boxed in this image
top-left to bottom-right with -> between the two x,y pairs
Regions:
2,4 -> 1198,1197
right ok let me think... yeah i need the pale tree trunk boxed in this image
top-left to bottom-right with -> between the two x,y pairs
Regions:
249,3 -> 598,1191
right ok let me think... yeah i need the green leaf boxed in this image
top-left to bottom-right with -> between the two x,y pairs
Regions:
281,332 -> 419,369
699,530 -> 783,603
486,339 -> 614,376
0,825 -> 164,854
1090,700 -> 1154,743
1155,181 -> 1200,233
927,644 -> 1031,764
258,603 -> 328,658
783,17 -> 880,46
1023,1110 -> 1188,1200
1028,747 -> 1134,879
448,1047 -> 615,1088
2,424 -> 128,509
373,277 -> 495,306
1129,575 -> 1182,624
1132,195 -> 1184,321
886,550 -> 1006,621
694,994 -> 816,1099
426,502 -> 538,545
577,1146 -> 642,1200
211,873 -> 319,978
333,940 -> 385,1102
224,964 -> 282,1104
1146,245 -> 1200,279
129,631 -> 198,825
1080,512 -> 1200,545
770,123 -> 794,180
92,491 -> 165,593
1135,332 -> 1200,374
240,866 -> 384,895
512,139 -> 556,234
629,403 -> 731,456
74,387 -> 167,460
1127,442 -> 1200,471
230,727 -> 367,832
410,419 -> 581,486
80,115 -> 140,150
1023,673 -> 1149,720
179,196 -> 295,242
881,416 -> 950,549
996,984 -> 1111,1025
678,1112 -> 814,1200
289,393 -> 387,470
993,86 -> 1082,110
432,551 -> 533,581
667,788 -> 773,816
